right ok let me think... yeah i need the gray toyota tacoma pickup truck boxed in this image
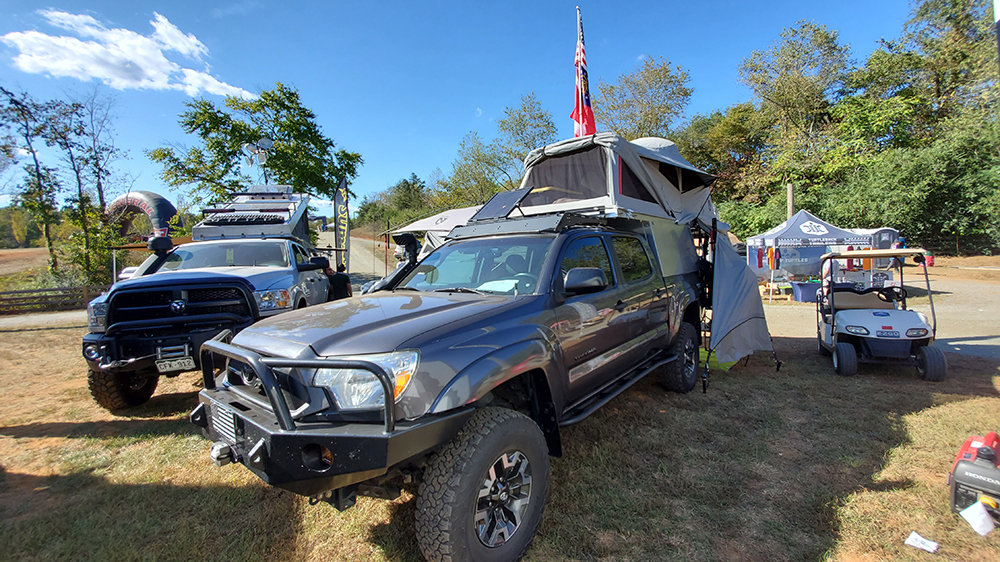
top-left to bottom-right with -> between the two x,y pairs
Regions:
191,205 -> 703,562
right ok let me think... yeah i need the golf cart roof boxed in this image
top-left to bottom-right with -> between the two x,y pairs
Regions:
821,248 -> 926,261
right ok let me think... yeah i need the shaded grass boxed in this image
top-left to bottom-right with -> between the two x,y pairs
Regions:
0,327 -> 998,561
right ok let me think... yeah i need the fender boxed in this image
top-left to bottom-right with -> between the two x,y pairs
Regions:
430,338 -> 556,415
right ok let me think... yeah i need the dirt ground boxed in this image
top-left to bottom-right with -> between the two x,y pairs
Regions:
0,247 -> 48,276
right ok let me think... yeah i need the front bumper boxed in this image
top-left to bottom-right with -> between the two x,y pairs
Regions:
82,314 -> 254,374
191,336 -> 473,497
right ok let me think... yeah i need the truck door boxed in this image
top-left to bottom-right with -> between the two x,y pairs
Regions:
292,243 -> 326,305
551,235 -> 632,403
610,235 -> 666,342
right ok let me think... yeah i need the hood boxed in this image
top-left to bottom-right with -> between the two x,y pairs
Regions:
115,267 -> 292,292
233,291 -> 514,358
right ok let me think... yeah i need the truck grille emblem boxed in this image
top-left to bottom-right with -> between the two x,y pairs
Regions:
170,300 -> 187,314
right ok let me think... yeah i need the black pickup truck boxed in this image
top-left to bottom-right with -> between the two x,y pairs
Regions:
191,211 -> 702,562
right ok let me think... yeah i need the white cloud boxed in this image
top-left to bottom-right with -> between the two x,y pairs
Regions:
475,107 -> 482,118
1,10 -> 254,99
211,1 -> 260,19
636,54 -> 646,62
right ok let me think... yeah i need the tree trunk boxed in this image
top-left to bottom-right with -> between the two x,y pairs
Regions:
43,222 -> 57,273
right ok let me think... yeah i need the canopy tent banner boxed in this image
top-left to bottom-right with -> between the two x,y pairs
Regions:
394,205 -> 482,259
520,133 -> 772,365
746,210 -> 874,278
392,205 -> 482,235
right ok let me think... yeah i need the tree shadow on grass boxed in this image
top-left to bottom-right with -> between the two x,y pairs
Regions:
0,464 -> 303,562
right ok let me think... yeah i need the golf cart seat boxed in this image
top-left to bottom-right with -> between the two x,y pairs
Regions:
830,287 -> 895,311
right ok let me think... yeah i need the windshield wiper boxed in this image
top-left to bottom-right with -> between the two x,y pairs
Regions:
393,286 -> 420,292
433,287 -> 487,295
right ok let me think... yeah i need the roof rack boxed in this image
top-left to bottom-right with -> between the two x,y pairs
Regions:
192,184 -> 311,244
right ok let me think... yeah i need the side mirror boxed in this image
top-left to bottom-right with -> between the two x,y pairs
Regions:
564,267 -> 607,296
311,256 -> 331,269
147,236 -> 173,257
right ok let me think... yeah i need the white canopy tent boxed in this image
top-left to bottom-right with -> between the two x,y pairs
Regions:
394,205 -> 482,259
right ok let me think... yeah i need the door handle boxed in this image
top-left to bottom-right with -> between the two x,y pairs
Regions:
614,300 -> 627,312
655,288 -> 667,298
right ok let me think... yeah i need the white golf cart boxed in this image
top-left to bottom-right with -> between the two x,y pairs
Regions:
816,248 -> 946,380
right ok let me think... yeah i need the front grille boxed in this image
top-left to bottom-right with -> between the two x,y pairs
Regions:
862,339 -> 912,359
108,284 -> 252,326
190,287 -> 243,303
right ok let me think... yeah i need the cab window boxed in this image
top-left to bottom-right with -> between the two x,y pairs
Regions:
612,236 -> 653,283
559,236 -> 614,290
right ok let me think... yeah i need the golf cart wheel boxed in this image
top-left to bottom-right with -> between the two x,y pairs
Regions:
817,331 -> 831,357
660,322 -> 699,393
916,346 -> 947,382
88,369 -> 159,411
415,407 -> 549,562
832,342 -> 858,377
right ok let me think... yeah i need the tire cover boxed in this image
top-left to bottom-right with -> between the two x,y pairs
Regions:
107,191 -> 180,235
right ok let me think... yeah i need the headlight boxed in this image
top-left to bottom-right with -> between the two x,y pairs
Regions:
906,328 -> 928,337
311,351 -> 419,411
254,289 -> 292,311
845,325 -> 869,335
87,302 -> 107,333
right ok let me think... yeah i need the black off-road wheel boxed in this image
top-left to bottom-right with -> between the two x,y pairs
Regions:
88,369 -> 159,411
916,346 -> 947,381
415,407 -> 549,562
660,322 -> 699,393
833,342 -> 858,377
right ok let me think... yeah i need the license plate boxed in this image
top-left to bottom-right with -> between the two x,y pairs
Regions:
155,356 -> 196,373
876,330 -> 900,338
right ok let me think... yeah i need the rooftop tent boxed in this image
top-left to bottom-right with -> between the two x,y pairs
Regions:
519,133 -> 771,365
519,133 -> 718,226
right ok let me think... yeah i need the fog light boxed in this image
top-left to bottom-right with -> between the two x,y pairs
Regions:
83,344 -> 101,361
302,443 -> 334,471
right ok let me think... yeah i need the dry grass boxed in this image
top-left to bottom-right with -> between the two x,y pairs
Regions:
1,323 -> 999,560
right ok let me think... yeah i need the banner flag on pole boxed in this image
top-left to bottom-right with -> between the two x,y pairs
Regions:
570,6 -> 596,137
333,176 -> 350,271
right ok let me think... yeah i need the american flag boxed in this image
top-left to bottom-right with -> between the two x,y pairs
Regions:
570,6 -> 596,137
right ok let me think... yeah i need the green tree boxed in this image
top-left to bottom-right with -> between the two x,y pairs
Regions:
148,82 -> 362,202
494,92 -> 558,177
1,88 -> 63,271
594,57 -> 692,140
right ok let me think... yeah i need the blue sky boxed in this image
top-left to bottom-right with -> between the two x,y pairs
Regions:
0,0 -> 914,212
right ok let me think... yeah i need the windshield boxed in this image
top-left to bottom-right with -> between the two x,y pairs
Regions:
399,236 -> 554,295
157,241 -> 290,271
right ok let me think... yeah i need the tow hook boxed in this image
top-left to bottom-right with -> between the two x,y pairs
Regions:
210,442 -> 233,466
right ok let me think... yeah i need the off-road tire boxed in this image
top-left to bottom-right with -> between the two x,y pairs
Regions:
917,346 -> 947,381
88,369 -> 159,411
415,407 -> 549,562
833,342 -> 858,377
660,322 -> 699,393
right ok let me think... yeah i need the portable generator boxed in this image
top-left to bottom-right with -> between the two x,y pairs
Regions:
948,432 -> 1000,522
